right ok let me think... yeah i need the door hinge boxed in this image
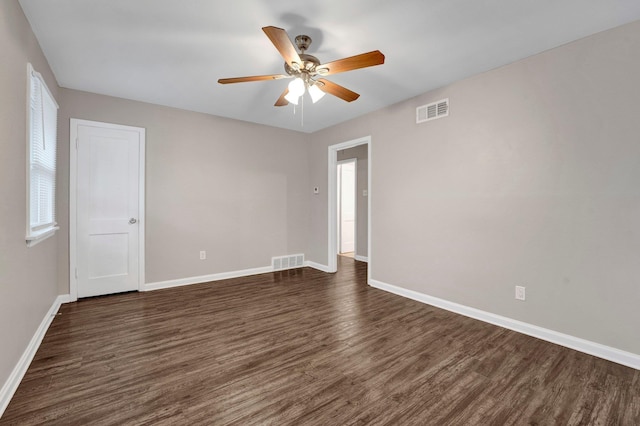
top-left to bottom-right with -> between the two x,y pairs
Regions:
75,138 -> 79,150
75,268 -> 78,279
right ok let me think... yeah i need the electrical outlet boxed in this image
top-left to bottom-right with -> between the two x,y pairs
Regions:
313,187 -> 319,194
199,250 -> 206,260
515,286 -> 526,301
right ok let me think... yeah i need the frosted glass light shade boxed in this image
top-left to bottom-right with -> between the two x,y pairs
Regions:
288,78 -> 305,96
284,91 -> 299,105
308,84 -> 326,103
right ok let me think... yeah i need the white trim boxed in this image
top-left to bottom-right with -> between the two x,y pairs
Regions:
25,226 -> 59,247
354,255 -> 369,263
305,261 -> 332,273
145,261 -> 330,291
328,136 -> 371,283
0,295 -> 67,417
143,266 -> 273,292
69,119 -> 77,301
69,119 -> 146,301
57,294 -> 74,304
369,279 -> 640,370
138,128 -> 146,294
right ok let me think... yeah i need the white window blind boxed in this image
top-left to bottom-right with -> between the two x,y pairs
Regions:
26,63 -> 59,247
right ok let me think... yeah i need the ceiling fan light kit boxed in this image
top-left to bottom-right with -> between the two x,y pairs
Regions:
218,26 -> 385,108
308,83 -> 326,103
285,77 -> 305,105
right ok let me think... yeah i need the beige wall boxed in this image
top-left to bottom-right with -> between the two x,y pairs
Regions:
0,0 -> 60,393
309,20 -> 640,355
337,145 -> 368,258
58,89 -> 311,289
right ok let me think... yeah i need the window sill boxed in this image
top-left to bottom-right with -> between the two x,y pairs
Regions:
26,226 -> 59,248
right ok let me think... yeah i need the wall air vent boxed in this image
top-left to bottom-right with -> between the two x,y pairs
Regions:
272,254 -> 305,271
416,98 -> 449,123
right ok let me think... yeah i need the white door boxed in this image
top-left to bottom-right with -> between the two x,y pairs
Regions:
338,160 -> 356,253
73,120 -> 144,298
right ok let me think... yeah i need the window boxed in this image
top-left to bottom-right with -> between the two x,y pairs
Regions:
26,63 -> 59,247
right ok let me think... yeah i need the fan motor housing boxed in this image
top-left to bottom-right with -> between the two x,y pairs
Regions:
284,53 -> 321,76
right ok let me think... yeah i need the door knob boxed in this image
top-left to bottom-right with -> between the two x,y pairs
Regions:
129,218 -> 137,224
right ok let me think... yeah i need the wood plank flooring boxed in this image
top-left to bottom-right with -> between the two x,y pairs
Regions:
2,256 -> 639,425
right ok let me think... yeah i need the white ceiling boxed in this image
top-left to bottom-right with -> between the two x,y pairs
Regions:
18,0 -> 640,133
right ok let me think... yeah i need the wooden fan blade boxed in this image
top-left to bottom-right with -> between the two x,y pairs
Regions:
317,79 -> 360,102
275,88 -> 289,107
262,26 -> 302,67
218,74 -> 288,84
317,51 -> 385,76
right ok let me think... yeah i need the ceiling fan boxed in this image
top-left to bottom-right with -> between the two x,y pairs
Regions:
218,26 -> 385,106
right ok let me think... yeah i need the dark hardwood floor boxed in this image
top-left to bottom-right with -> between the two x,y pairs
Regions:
2,257 -> 639,425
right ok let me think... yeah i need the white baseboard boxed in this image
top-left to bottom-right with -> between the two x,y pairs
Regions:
0,295 -> 67,417
144,260 -> 335,292
369,279 -> 640,371
305,261 -> 333,273
354,255 -> 368,263
57,294 -> 75,304
143,266 -> 273,292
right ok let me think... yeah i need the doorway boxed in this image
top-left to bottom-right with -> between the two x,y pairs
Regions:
70,119 -> 146,300
328,136 -> 371,279
337,159 -> 356,257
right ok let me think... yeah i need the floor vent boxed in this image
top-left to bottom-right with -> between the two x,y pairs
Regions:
416,98 -> 449,123
272,254 -> 305,271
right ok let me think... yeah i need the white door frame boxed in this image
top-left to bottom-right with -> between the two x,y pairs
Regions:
328,136 -> 371,282
69,119 -> 146,301
337,158 -> 357,255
